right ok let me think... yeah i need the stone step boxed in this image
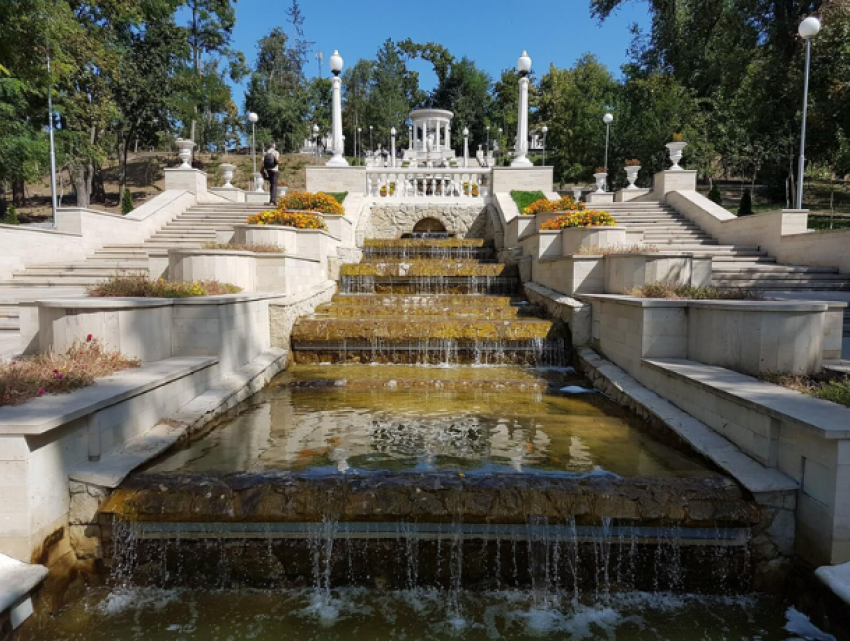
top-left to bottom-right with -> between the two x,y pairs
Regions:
0,307 -> 20,318
339,276 -> 521,296
4,276 -> 109,286
330,293 -> 517,308
11,268 -> 143,279
712,265 -> 839,274
713,281 -> 850,291
292,317 -> 555,343
341,261 -> 512,278
711,257 -> 777,264
314,303 -> 524,319
19,262 -> 149,271
0,317 -> 19,331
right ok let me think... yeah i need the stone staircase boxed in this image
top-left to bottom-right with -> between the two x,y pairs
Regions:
0,202 -> 271,336
603,202 -> 850,291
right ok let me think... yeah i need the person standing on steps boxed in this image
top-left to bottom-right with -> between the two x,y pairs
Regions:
263,143 -> 280,205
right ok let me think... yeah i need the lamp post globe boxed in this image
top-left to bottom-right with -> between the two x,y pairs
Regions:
541,125 -> 548,166
795,16 -> 821,208
798,16 -> 821,39
517,50 -> 532,76
603,113 -> 614,125
329,50 -> 343,75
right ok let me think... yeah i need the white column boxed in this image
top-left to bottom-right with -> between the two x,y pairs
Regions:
408,126 -> 413,151
327,73 -> 348,167
390,128 -> 396,168
445,122 -> 450,149
512,75 -> 532,167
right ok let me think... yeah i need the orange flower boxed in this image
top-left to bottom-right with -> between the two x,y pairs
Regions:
522,196 -> 584,215
540,210 -> 615,230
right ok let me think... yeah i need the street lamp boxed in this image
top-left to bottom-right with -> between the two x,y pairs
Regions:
486,125 -> 490,157
327,50 -> 348,167
248,112 -> 259,174
463,127 -> 470,168
498,127 -> 503,164
312,124 -> 320,165
390,127 -> 397,168
512,50 -> 533,167
603,112 -> 614,190
541,125 -> 548,166
796,16 -> 821,209
357,127 -> 362,165
369,125 -> 373,155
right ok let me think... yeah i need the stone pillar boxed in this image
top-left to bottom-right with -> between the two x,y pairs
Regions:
434,121 -> 441,152
327,72 -> 348,167
445,123 -> 450,149
512,75 -> 532,167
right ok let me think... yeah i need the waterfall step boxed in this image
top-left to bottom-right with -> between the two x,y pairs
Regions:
339,276 -> 522,295
341,261 -> 511,278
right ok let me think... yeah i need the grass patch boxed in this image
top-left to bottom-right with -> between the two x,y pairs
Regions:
0,338 -> 139,407
200,242 -> 283,253
321,191 -> 348,204
574,244 -> 659,255
762,373 -> 850,409
510,190 -> 546,212
629,283 -> 765,300
87,275 -> 242,298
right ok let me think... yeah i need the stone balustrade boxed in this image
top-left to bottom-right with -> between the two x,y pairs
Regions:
365,168 -> 490,199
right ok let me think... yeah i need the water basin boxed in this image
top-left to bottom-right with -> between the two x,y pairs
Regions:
146,364 -> 714,478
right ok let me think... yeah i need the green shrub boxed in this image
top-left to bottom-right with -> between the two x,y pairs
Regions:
320,191 -> 348,204
2,205 -> 19,225
737,189 -> 753,216
630,283 -> 764,300
121,189 -> 134,215
510,190 -> 546,212
707,183 -> 722,205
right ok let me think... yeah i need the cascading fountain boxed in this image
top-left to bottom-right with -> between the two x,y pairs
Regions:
24,235 -> 804,640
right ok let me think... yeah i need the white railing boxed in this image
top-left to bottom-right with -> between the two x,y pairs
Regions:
365,167 -> 490,199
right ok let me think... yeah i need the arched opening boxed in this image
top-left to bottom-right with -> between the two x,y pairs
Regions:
412,217 -> 447,235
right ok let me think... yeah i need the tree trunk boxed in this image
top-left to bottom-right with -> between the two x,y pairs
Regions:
92,166 -> 106,203
0,183 -> 7,219
12,179 -> 25,207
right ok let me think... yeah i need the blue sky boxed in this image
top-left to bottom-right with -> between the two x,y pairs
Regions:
228,0 -> 650,106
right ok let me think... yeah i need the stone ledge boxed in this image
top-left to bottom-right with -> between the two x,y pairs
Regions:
643,358 -> 850,439
577,348 -> 798,495
579,293 -> 831,312
0,356 -> 218,436
0,553 -> 47,618
69,348 -> 287,490
815,561 -> 850,607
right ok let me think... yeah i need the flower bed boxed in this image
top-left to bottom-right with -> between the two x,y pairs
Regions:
523,195 -> 584,216
87,275 -> 242,298
278,191 -> 345,215
0,337 -> 138,406
575,244 -> 659,255
763,373 -> 850,409
510,190 -> 546,212
200,242 -> 283,253
246,210 -> 327,230
540,210 -> 615,229
628,283 -> 764,300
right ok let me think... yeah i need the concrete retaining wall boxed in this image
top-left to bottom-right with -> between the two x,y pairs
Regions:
365,202 -> 490,239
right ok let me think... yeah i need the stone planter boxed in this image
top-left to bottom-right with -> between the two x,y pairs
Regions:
533,255 -> 604,296
234,224 -> 298,253
571,187 -> 583,201
560,226 -> 627,256
168,249 -> 260,292
252,171 -> 265,192
603,252 -> 713,294
175,138 -> 195,168
625,165 -> 641,189
666,142 -> 687,170
219,163 -> 236,188
593,172 -> 608,193
505,215 -> 535,248
322,214 -> 352,245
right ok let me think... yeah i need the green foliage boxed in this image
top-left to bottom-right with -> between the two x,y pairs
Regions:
510,191 -> 546,212
121,189 -> 134,215
737,189 -> 753,216
2,205 -> 19,225
321,192 -> 348,204
707,183 -> 722,205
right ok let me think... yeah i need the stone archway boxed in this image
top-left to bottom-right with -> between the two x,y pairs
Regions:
412,217 -> 447,234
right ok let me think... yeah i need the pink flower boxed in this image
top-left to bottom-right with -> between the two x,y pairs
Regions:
86,334 -> 93,342
56,373 -> 64,380
37,389 -> 45,396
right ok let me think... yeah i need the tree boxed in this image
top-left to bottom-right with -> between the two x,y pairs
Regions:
121,186 -> 134,214
367,40 -> 418,144
342,59 -> 374,155
738,188 -> 753,216
708,182 -> 722,204
245,28 -> 309,149
432,57 -> 493,150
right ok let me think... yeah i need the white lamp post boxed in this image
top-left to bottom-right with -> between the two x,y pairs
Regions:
603,112 -> 614,190
541,125 -> 548,166
390,127 -> 396,168
796,16 -> 821,210
248,112 -> 258,174
312,124 -> 319,165
357,127 -> 362,165
463,127 -> 470,168
512,50 -> 533,167
498,127 -> 503,163
486,125 -> 490,156
327,50 -> 348,167
369,125 -> 373,154
408,125 -> 413,152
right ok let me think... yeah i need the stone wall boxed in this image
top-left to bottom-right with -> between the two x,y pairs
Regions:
365,203 -> 491,239
269,280 -> 337,349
